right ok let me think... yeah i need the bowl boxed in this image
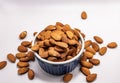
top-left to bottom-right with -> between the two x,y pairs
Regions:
32,33 -> 84,75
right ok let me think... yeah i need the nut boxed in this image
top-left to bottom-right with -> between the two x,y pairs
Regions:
19,31 -> 27,39
27,51 -> 35,61
86,47 -> 96,55
89,58 -> 100,65
17,62 -> 29,68
28,69 -> 35,80
92,42 -> 100,52
99,47 -> 107,55
63,73 -> 73,83
86,73 -> 97,82
81,61 -> 93,68
7,53 -> 16,63
55,42 -> 68,48
21,41 -> 31,47
80,67 -> 91,76
107,42 -> 117,48
16,53 -> 26,59
84,51 -> 94,59
84,40 -> 92,49
66,31 -> 74,39
0,61 -> 7,70
81,11 -> 87,19
18,67 -> 29,75
18,45 -> 28,52
94,36 -> 103,44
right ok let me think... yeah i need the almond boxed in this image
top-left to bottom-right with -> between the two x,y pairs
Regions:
81,61 -> 93,68
84,51 -> 94,59
63,73 -> 73,83
89,59 -> 100,65
66,56 -> 73,60
16,53 -> 26,59
51,30 -> 63,40
28,69 -> 35,80
18,45 -> 28,52
80,55 -> 87,62
21,41 -> 31,47
99,47 -> 107,55
68,39 -> 78,45
94,36 -> 103,44
55,42 -> 68,48
86,47 -> 96,55
66,31 -> 74,39
86,73 -> 97,82
31,45 -> 39,51
84,40 -> 92,49
45,25 -> 56,31
39,48 -> 49,58
19,57 -> 30,62
73,29 -> 80,39
56,22 -> 64,27
7,53 -> 16,63
107,42 -> 117,48
0,61 -> 7,70
27,51 -> 35,61
81,11 -> 87,19
19,31 -> 27,39
44,31 -> 51,39
81,32 -> 85,38
47,57 -> 57,61
80,67 -> 91,76
17,62 -> 29,68
33,32 -> 37,36
18,67 -> 29,75
92,42 -> 100,52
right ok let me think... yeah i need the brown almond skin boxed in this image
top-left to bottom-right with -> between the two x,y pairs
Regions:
80,55 -> 87,62
0,61 -> 7,70
18,45 -> 28,52
63,73 -> 73,83
17,62 -> 29,68
86,47 -> 96,55
81,61 -> 93,68
16,53 -> 26,59
18,67 -> 29,75
55,42 -> 68,48
86,73 -> 97,82
99,47 -> 107,55
28,69 -> 35,80
21,41 -> 31,47
81,11 -> 87,19
80,67 -> 91,76
89,59 -> 100,65
19,31 -> 27,39
84,51 -> 94,59
84,40 -> 92,49
27,51 -> 35,61
19,57 -> 30,62
7,53 -> 16,63
107,42 -> 117,48
92,42 -> 100,52
94,36 -> 103,44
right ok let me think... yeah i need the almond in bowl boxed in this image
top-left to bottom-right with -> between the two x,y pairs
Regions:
31,22 -> 84,75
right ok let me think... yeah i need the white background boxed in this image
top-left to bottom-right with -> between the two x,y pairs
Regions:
0,0 -> 120,83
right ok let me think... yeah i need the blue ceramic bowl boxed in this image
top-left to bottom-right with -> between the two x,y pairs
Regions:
32,33 -> 84,75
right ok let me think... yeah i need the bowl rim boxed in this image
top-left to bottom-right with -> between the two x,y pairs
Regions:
32,32 -> 84,65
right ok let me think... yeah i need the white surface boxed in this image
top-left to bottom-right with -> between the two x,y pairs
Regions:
0,0 -> 120,83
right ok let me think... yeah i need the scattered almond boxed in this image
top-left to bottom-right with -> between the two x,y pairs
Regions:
92,42 -> 100,52
84,51 -> 94,59
16,53 -> 26,59
7,53 -> 16,63
19,31 -> 27,39
18,45 -> 28,52
19,57 -> 29,62
21,41 -> 31,47
94,36 -> 103,44
17,62 -> 29,68
86,73 -> 97,82
89,58 -> 100,65
27,51 -> 35,61
28,69 -> 35,80
80,67 -> 91,76
18,67 -> 29,75
63,73 -> 73,83
99,47 -> 107,55
0,61 -> 7,70
84,40 -> 92,49
81,61 -> 93,68
86,47 -> 96,55
107,42 -> 117,48
81,11 -> 87,19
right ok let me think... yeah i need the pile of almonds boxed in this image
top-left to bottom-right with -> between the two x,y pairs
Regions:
0,11 -> 118,83
31,22 -> 82,62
